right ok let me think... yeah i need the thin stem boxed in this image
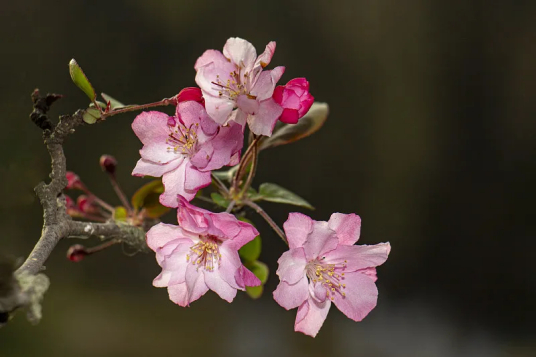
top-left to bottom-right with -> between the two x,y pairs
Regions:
91,195 -> 115,213
244,200 -> 288,245
109,176 -> 133,215
232,135 -> 262,195
239,140 -> 258,197
101,97 -> 176,119
225,200 -> 236,213
85,239 -> 120,254
211,172 -> 229,195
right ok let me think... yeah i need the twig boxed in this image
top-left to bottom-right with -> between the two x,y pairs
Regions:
244,200 -> 288,245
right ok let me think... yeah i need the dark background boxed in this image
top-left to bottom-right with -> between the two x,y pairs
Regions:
1,0 -> 535,356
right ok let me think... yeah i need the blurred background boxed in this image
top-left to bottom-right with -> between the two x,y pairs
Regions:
1,0 -> 535,356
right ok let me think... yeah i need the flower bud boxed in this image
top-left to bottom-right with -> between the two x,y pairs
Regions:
66,171 -> 86,191
77,195 -> 99,215
273,78 -> 314,124
67,244 -> 88,262
176,87 -> 204,105
99,155 -> 117,175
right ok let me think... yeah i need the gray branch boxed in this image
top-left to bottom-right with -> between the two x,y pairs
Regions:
0,90 -> 148,326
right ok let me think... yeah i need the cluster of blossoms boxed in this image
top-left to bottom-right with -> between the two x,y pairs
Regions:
127,38 -> 390,337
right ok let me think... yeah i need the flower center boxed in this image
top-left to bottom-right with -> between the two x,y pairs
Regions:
211,69 -> 256,101
166,120 -> 199,157
186,236 -> 222,272
306,259 -> 347,301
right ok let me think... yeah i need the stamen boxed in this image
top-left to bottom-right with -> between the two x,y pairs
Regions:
186,236 -> 222,272
306,259 -> 347,301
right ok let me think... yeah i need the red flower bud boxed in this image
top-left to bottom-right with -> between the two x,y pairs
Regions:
66,171 -> 86,191
67,244 -> 88,262
273,78 -> 314,124
176,87 -> 205,105
99,155 -> 117,175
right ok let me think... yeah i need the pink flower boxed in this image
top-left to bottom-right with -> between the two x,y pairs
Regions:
132,101 -> 243,206
147,196 -> 261,306
194,37 -> 285,136
273,212 -> 391,337
273,78 -> 314,124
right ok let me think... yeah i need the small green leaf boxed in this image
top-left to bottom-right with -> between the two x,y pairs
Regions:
131,180 -> 170,218
210,192 -> 230,208
245,285 -> 263,299
212,165 -> 239,183
113,206 -> 128,221
259,102 -> 329,150
256,183 -> 314,210
101,93 -> 126,110
69,59 -> 96,101
239,235 -> 261,263
82,108 -> 101,124
246,260 -> 269,284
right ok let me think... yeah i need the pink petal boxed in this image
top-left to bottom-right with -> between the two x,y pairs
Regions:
332,271 -> 378,322
146,223 -> 186,251
202,92 -> 236,125
358,267 -> 378,282
254,41 -> 276,69
195,52 -> 236,94
185,263 -> 209,304
250,66 -> 285,101
247,98 -> 283,136
283,212 -> 314,249
132,157 -> 183,178
235,265 -> 261,288
310,283 -> 328,303
162,242 -> 195,285
167,283 -> 190,307
176,101 -> 219,142
228,220 -> 259,249
202,121 -> 243,172
236,95 -> 259,115
328,213 -> 362,245
303,221 -> 339,260
204,270 -> 238,303
190,145 -> 214,169
176,87 -> 204,104
323,243 -> 391,272
184,164 -> 211,192
132,111 -> 178,164
223,37 -> 257,70
160,161 -> 207,206
218,245 -> 243,289
276,248 -> 307,284
294,297 -> 331,338
194,49 -> 226,71
228,108 -> 248,128
176,196 -> 210,234
279,108 -> 300,124
273,278 -> 309,310
153,270 -> 172,287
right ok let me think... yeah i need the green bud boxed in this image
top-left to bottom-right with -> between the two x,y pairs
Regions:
69,59 -> 96,101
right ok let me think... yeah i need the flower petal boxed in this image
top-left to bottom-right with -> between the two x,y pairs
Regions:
184,164 -> 211,192
218,245 -> 242,289
223,37 -> 257,71
176,101 -> 219,142
276,248 -> 307,284
160,160 -> 207,206
247,98 -> 283,136
235,265 -> 261,288
132,157 -> 183,178
146,223 -> 187,251
202,92 -> 236,125
202,121 -> 244,172
332,271 -> 378,322
236,95 -> 259,115
273,278 -> 309,310
167,282 -> 189,307
283,212 -> 314,249
254,41 -> 276,70
328,213 -> 362,245
303,221 -> 339,260
185,263 -> 209,304
294,297 -> 331,338
250,66 -> 285,101
132,111 -> 178,164
323,243 -> 391,272
204,270 -> 238,303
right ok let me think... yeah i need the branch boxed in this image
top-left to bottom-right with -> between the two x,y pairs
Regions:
0,90 -> 148,326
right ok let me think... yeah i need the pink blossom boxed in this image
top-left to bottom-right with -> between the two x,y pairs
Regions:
194,37 -> 285,136
273,212 -> 391,337
147,196 -> 261,306
273,78 -> 314,124
132,101 -> 243,206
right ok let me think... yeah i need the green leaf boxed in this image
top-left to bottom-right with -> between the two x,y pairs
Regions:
259,102 -> 329,150
82,107 -> 101,124
131,180 -> 170,218
69,59 -> 96,101
212,165 -> 239,183
246,260 -> 269,284
245,285 -> 263,299
210,192 -> 230,208
101,93 -> 126,110
239,235 -> 261,263
113,206 -> 128,221
256,183 -> 314,210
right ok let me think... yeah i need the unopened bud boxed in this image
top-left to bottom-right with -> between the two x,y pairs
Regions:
66,171 -> 86,191
176,87 -> 204,105
77,195 -> 98,214
99,155 -> 117,175
67,244 -> 88,262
